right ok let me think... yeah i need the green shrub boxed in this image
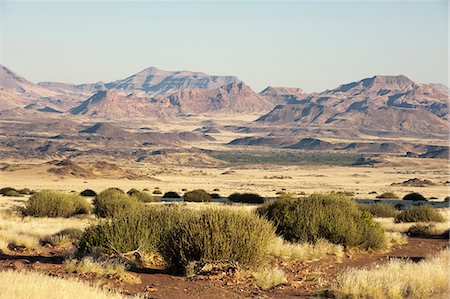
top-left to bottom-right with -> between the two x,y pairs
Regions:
376,192 -> 399,199
403,192 -> 427,201
183,189 -> 211,202
80,189 -> 97,197
4,190 -> 23,197
152,190 -> 162,195
394,206 -> 445,223
23,190 -> 91,218
18,188 -> 34,195
257,193 -> 386,250
0,187 -> 17,195
93,188 -> 142,218
127,188 -> 140,196
79,208 -> 170,255
79,206 -> 276,270
229,193 -> 264,204
444,197 -> 449,202
210,193 -> 221,199
163,208 -> 276,268
131,191 -> 159,203
358,202 -> 398,218
162,191 -> 181,198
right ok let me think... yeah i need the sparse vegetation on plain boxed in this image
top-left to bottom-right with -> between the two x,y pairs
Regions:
23,190 -> 91,218
395,206 -> 445,223
252,267 -> 288,289
257,193 -> 386,249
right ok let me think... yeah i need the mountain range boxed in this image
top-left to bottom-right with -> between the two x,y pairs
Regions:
0,64 -> 448,139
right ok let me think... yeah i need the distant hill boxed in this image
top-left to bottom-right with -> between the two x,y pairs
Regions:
257,75 -> 449,138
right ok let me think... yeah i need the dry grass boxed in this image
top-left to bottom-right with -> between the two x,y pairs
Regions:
385,232 -> 408,248
376,218 -> 450,235
332,249 -> 450,298
0,210 -> 95,251
268,237 -> 344,262
0,270 -> 142,299
64,257 -> 141,284
252,267 -> 288,289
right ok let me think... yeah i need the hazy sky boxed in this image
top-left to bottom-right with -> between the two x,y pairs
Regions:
0,0 -> 448,92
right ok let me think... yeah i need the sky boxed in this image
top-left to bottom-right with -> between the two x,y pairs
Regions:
0,0 -> 448,92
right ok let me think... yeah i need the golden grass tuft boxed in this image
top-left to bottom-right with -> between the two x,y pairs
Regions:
332,249 -> 450,299
0,210 -> 95,251
252,267 -> 288,289
0,270 -> 143,299
64,257 -> 141,284
268,236 -> 344,262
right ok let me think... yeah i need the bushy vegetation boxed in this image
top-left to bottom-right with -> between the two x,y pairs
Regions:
0,187 -> 16,195
183,189 -> 212,202
23,190 -> 91,218
376,192 -> 399,199
79,206 -> 276,270
358,202 -> 398,218
394,206 -> 445,223
257,193 -> 386,250
152,190 -> 162,195
93,188 -> 142,218
80,189 -> 97,197
130,191 -> 159,203
210,193 -> 221,199
229,193 -> 264,204
403,192 -> 427,201
126,188 -> 140,196
18,188 -> 34,195
162,191 -> 181,198
4,190 -> 22,197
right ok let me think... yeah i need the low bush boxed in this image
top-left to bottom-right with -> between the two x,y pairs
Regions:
152,190 -> 162,195
80,189 -> 97,197
376,192 -> 399,199
4,190 -> 23,197
210,193 -> 221,199
394,206 -> 445,223
163,208 -> 276,268
126,188 -> 140,196
130,191 -> 159,203
0,187 -> 16,195
23,190 -> 91,218
79,206 -> 276,270
162,191 -> 181,198
257,193 -> 386,250
444,197 -> 449,202
93,188 -> 142,218
229,193 -> 264,204
183,189 -> 211,202
358,202 -> 398,218
18,188 -> 34,195
403,192 -> 427,201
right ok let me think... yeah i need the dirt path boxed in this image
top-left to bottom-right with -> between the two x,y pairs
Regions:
0,236 -> 447,299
